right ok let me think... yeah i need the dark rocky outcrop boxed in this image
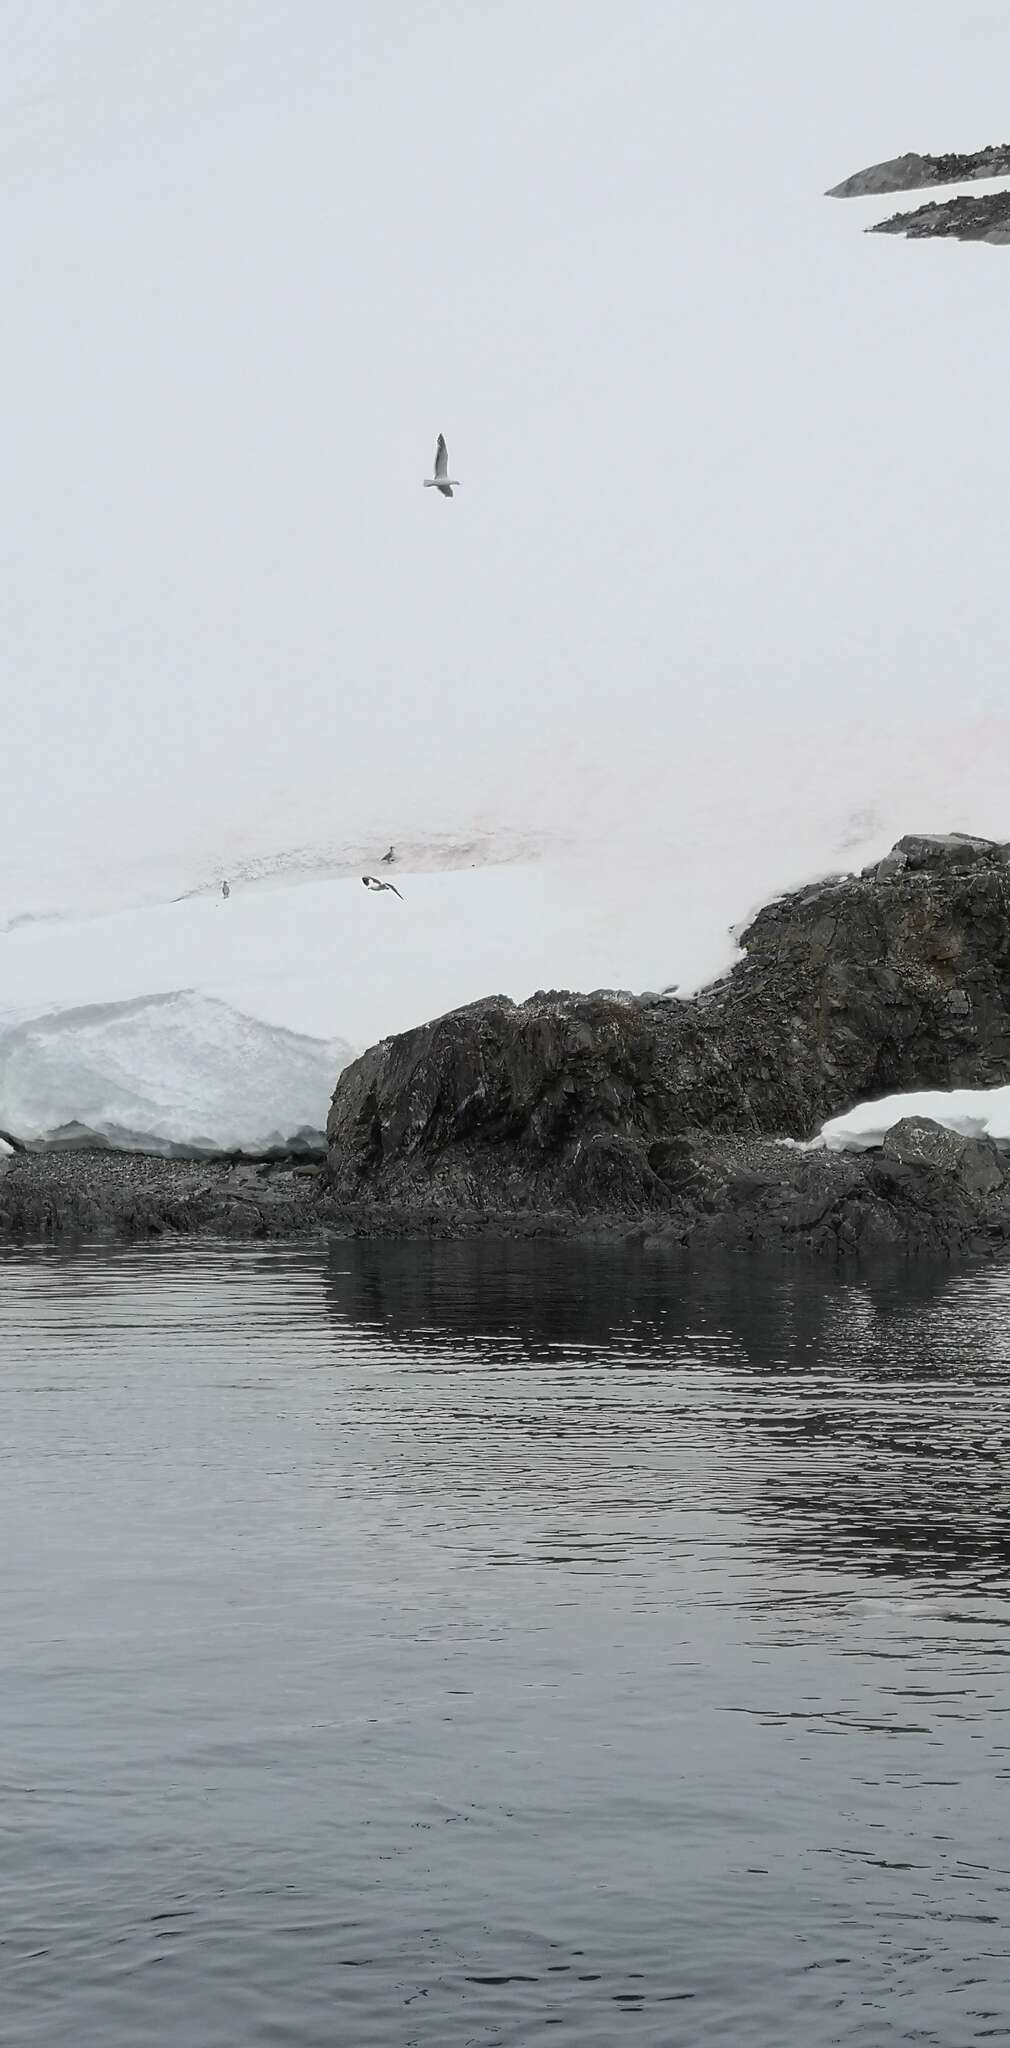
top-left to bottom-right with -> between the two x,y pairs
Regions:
5,1122 -> 1010,1260
324,834 -> 1010,1231
879,1114 -> 1004,1195
313,835 -> 1010,1257
871,191 -> 1010,244
642,1124 -> 1010,1261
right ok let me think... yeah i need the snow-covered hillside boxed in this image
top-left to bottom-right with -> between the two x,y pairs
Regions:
2,2 -> 1010,1145
0,991 -> 350,1151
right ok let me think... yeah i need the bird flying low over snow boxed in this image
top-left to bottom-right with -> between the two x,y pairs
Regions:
362,874 -> 403,900
423,434 -> 459,498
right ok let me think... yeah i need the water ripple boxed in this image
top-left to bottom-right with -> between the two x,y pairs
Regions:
1,1241 -> 1008,2044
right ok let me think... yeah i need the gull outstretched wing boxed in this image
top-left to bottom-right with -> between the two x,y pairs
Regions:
434,434 -> 448,479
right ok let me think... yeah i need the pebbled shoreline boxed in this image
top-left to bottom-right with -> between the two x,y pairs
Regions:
4,1128 -> 1010,1262
0,1151 -> 328,1242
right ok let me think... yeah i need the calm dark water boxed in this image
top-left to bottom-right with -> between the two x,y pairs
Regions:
1,1242 -> 1009,2047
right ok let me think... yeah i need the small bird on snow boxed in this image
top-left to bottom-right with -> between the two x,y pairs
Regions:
362,874 -> 403,901
381,844 -> 396,864
423,433 -> 459,499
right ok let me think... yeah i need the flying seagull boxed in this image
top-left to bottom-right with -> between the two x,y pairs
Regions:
423,433 -> 459,499
362,874 -> 403,901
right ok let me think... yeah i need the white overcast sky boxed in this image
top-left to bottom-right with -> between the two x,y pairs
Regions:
3,0 -> 1010,909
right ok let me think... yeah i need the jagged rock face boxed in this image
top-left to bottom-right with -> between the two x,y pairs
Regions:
702,834 -> 1010,1132
325,993 -> 672,1211
325,835 -> 1010,1213
880,1116 -> 1005,1198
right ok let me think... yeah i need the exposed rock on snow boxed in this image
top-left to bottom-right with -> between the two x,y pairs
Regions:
872,192 -> 1010,243
828,145 -> 1010,199
827,146 -> 1010,243
0,991 -> 352,1153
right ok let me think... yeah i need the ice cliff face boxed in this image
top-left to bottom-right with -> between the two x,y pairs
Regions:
325,836 -> 1010,1212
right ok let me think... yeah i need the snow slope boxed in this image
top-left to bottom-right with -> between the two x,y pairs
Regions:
0,992 -> 350,1150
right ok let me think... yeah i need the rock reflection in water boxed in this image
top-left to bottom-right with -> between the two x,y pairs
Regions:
1,1241 -> 1008,2048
